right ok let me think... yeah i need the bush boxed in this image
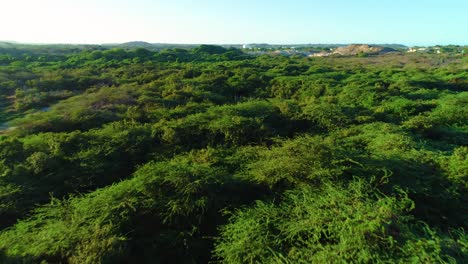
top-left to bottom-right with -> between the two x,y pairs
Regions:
214,180 -> 467,263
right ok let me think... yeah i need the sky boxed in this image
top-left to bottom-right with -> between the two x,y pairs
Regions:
1,0 -> 467,46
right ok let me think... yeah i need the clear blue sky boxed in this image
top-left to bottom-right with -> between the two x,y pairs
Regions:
1,0 -> 467,45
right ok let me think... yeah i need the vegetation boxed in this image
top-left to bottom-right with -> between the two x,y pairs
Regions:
0,44 -> 467,263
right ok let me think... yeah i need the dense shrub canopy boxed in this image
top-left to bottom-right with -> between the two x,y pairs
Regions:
0,45 -> 466,263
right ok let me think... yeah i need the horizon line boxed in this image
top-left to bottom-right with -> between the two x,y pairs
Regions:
1,40 -> 467,47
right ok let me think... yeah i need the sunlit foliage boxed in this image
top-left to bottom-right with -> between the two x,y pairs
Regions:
0,44 -> 466,263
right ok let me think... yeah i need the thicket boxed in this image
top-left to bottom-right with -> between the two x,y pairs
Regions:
0,45 -> 466,263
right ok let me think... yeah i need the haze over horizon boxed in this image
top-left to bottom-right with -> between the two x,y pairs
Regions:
1,0 -> 467,46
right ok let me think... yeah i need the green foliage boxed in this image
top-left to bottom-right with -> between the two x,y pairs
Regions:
444,146 -> 468,188
245,135 -> 345,189
0,45 -> 466,263
193,45 -> 228,55
155,100 -> 287,146
214,180 -> 466,263
0,154 -> 261,263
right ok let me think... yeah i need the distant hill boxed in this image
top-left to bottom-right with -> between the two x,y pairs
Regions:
120,41 -> 154,48
0,42 -> 17,48
0,42 -> 102,56
107,41 -> 201,51
378,44 -> 407,49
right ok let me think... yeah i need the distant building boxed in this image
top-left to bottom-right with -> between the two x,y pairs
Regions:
309,51 -> 332,57
408,47 -> 428,53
